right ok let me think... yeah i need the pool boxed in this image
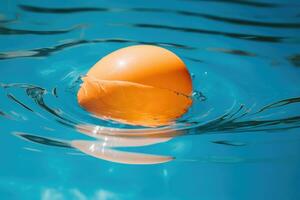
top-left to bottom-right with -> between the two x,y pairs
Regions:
1,0 -> 300,199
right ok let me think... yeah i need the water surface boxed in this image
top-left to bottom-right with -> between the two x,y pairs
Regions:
1,0 -> 300,199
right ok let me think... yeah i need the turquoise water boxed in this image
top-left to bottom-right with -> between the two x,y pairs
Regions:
1,0 -> 300,199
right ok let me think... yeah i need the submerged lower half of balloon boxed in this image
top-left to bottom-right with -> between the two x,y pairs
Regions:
77,77 -> 192,127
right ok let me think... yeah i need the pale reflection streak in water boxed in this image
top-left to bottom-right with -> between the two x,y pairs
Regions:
15,131 -> 174,165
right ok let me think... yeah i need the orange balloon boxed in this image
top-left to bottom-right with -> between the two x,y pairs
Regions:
77,45 -> 193,126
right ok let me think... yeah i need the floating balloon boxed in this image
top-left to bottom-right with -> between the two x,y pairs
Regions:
77,45 -> 193,126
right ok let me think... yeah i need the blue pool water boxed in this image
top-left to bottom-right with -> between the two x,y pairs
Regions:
1,0 -> 300,199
